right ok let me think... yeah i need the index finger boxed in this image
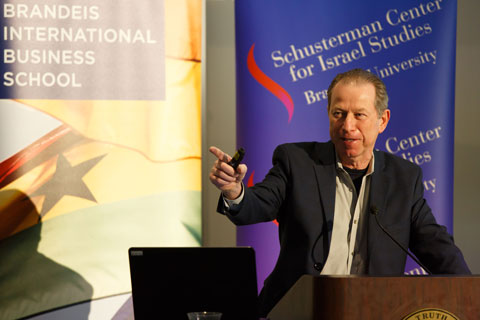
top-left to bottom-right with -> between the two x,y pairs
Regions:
209,146 -> 230,163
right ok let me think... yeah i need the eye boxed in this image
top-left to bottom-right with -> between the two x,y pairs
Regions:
332,110 -> 344,118
355,113 -> 366,119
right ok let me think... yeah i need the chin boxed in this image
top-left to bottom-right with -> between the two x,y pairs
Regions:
344,154 -> 358,160
344,150 -> 360,158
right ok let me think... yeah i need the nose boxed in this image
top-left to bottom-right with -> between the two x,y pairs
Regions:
342,113 -> 356,132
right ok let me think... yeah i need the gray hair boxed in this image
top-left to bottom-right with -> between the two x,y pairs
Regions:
327,68 -> 389,118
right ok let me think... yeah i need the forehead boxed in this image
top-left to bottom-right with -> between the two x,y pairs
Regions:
330,80 -> 376,110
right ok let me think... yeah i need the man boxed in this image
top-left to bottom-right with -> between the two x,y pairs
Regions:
209,68 -> 470,317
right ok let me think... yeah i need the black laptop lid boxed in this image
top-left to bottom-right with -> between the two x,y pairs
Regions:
128,247 -> 259,320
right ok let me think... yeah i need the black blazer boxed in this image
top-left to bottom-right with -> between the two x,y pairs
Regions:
217,141 -> 470,316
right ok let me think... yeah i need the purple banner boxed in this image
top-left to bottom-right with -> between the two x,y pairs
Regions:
235,0 -> 457,287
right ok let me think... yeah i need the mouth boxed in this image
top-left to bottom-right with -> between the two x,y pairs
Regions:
341,137 -> 358,142
340,137 -> 360,148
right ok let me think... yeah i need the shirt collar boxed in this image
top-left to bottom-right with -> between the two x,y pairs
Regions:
335,151 -> 375,176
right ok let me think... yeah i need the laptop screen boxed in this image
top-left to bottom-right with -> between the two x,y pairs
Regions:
128,247 -> 259,320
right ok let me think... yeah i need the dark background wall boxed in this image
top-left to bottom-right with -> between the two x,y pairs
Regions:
202,0 -> 480,274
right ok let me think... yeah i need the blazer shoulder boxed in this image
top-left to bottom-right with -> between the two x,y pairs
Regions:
276,141 -> 334,156
275,141 -> 335,165
375,149 -> 422,175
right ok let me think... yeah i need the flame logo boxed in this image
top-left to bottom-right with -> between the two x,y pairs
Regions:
247,43 -> 295,123
247,171 -> 255,188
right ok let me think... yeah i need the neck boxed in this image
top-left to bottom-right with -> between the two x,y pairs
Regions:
339,155 -> 372,170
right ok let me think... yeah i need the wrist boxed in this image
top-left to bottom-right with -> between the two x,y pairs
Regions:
222,184 -> 243,200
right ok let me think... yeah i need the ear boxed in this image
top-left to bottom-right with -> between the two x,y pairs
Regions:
378,109 -> 390,134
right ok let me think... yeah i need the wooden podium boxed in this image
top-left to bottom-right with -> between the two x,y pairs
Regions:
269,275 -> 480,320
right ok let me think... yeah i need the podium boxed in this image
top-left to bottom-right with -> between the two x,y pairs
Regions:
269,275 -> 480,320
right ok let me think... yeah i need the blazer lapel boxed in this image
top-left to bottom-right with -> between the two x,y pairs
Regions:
312,142 -> 337,245
367,150 -> 389,272
369,151 -> 388,217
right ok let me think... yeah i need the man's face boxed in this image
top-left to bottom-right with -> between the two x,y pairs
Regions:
329,80 -> 390,169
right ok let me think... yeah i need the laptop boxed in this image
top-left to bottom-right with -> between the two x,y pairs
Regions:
128,247 -> 259,320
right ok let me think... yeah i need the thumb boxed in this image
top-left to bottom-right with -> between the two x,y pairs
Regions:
236,164 -> 248,182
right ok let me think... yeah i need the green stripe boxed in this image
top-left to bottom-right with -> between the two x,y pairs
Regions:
0,190 -> 201,320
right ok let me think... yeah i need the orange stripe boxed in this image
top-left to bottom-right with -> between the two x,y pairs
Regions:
0,125 -> 72,187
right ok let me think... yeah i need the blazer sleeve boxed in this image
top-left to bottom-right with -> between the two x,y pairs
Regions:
409,166 -> 471,274
217,144 -> 292,225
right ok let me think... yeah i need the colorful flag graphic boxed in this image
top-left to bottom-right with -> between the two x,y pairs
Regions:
0,0 -> 202,319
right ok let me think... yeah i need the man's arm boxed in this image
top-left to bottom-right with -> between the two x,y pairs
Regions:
409,167 -> 471,274
212,143 -> 294,225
